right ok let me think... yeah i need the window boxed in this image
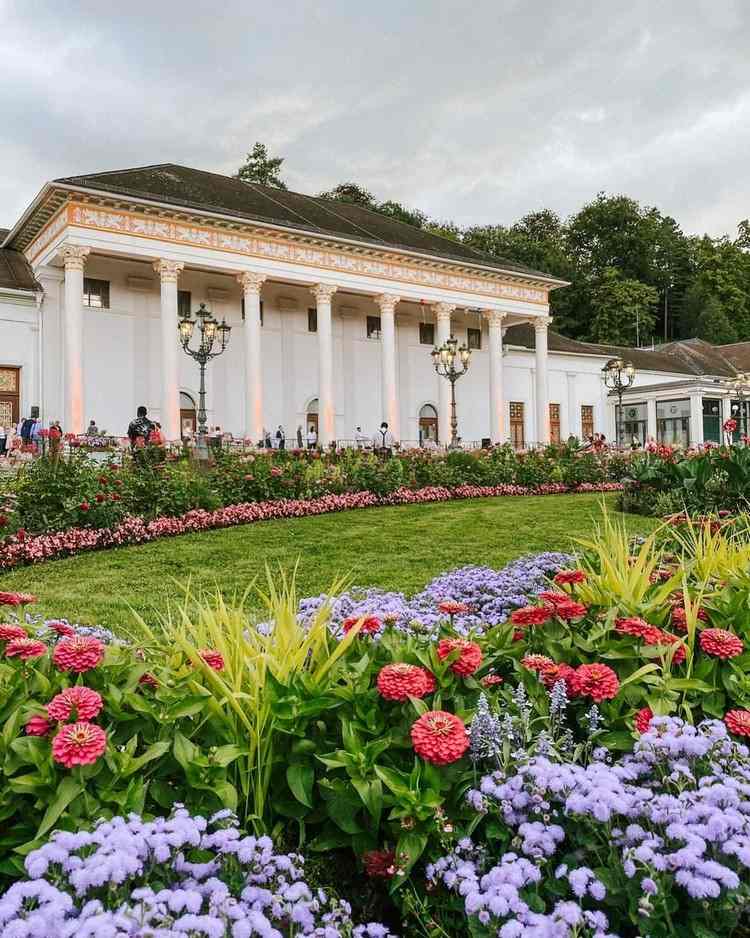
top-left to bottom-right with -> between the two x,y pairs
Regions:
616,402 -> 647,447
510,402 -> 525,449
702,398 -> 722,444
366,315 -> 381,338
241,298 -> 264,325
549,403 -> 561,444
581,405 -> 594,440
177,290 -> 191,318
419,322 -> 435,346
419,403 -> 438,444
83,278 -> 109,309
307,308 -> 317,333
656,399 -> 691,447
467,327 -> 482,350
0,366 -> 20,427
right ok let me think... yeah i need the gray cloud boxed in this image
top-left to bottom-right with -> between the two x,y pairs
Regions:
1,0 -> 748,238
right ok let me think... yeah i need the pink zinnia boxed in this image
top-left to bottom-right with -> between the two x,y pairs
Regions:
0,624 -> 29,642
0,591 -> 37,606
25,714 -> 52,736
199,649 -> 225,671
510,606 -> 552,627
699,628 -> 743,660
480,674 -> 503,688
342,615 -> 382,636
553,570 -> 586,586
52,636 -> 105,673
634,707 -> 653,735
376,663 -> 436,701
437,638 -> 483,676
725,710 -> 750,738
615,617 -> 653,639
411,711 -> 469,765
51,722 -> 107,768
552,600 -> 588,621
48,621 -> 75,638
438,600 -> 471,616
47,686 -> 103,722
575,663 -> 620,703
5,638 -> 46,660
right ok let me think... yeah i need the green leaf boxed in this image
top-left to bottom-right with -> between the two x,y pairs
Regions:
393,831 -> 428,887
287,763 -> 314,808
121,740 -> 171,777
374,764 -> 411,797
210,744 -> 246,768
619,663 -> 661,688
352,777 -> 383,825
37,777 -> 83,838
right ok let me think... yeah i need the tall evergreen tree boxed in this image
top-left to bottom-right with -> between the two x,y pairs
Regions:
695,295 -> 738,345
236,142 -> 287,189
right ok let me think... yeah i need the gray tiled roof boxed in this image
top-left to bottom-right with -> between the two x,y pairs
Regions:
53,163 -> 560,280
0,229 -> 38,292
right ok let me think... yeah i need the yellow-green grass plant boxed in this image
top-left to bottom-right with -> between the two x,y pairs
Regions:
128,567 -> 363,834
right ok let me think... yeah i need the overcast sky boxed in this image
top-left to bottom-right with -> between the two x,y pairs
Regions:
1,0 -> 748,238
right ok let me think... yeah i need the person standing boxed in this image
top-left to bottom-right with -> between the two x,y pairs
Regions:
296,425 -> 303,449
275,425 -> 286,450
127,406 -> 155,450
306,425 -> 318,449
0,424 -> 6,457
354,426 -> 368,448
372,421 -> 396,457
86,419 -> 99,436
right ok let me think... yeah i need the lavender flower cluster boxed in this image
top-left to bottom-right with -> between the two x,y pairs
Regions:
430,717 -> 750,937
298,552 -> 573,637
0,808 -> 395,938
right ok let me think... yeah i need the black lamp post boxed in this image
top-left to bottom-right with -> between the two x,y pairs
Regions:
602,357 -> 635,448
178,303 -> 231,437
727,372 -> 750,440
431,335 -> 471,450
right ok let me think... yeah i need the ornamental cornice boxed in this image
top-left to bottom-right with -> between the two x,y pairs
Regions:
311,283 -> 337,304
375,294 -> 400,315
236,271 -> 266,294
59,244 -> 90,270
23,200 -> 552,306
432,301 -> 455,323
153,259 -> 184,282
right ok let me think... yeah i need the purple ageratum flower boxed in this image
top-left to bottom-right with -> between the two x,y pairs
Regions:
4,809 -> 395,938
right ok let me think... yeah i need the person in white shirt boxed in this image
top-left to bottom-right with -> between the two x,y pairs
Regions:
354,426 -> 369,448
306,425 -> 318,449
372,421 -> 396,456
0,425 -> 6,457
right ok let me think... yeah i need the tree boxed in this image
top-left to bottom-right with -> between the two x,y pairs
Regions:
588,268 -> 659,346
317,183 -> 376,207
236,142 -> 287,188
695,294 -> 738,345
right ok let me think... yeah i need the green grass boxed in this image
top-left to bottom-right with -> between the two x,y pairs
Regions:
0,494 -> 656,630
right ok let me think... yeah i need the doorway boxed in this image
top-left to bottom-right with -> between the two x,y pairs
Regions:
180,392 -> 196,437
0,367 -> 20,429
419,403 -> 438,444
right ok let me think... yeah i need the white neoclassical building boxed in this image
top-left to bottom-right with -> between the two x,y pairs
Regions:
0,163 -> 748,448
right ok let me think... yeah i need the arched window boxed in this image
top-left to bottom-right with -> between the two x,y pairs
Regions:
306,398 -> 319,438
419,403 -> 438,444
180,392 -> 196,437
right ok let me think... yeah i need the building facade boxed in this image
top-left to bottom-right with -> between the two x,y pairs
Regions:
1,163 -> 748,447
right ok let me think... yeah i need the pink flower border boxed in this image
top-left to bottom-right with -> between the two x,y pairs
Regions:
0,482 -> 622,571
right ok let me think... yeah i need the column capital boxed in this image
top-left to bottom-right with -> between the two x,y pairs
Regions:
237,271 -> 266,294
485,309 -> 507,328
375,293 -> 400,315
59,245 -> 90,271
311,283 -> 337,304
153,259 -> 184,283
432,301 -> 455,323
533,315 -> 553,333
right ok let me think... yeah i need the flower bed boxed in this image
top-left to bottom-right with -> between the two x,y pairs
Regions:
0,481 -> 620,571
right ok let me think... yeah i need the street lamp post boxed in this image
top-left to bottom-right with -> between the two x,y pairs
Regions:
602,357 -> 635,448
432,335 -> 471,450
178,303 -> 232,444
726,372 -> 750,441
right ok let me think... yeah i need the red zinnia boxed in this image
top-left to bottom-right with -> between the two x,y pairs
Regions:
552,600 -> 588,621
522,653 -> 554,673
725,710 -> 750,737
0,592 -> 37,606
575,663 -> 620,703
642,627 -> 686,665
342,615 -> 383,636
437,638 -> 483,676
138,672 -> 159,689
5,638 -> 46,660
411,710 -> 469,765
553,570 -> 587,586
52,636 -> 105,673
377,663 -> 436,701
615,617 -> 653,639
699,629 -> 743,660
438,600 -> 471,616
363,849 -> 396,879
49,621 -> 75,638
537,591 -> 570,607
25,715 -> 52,736
671,606 -> 708,634
510,606 -> 552,627
199,649 -> 225,671
481,674 -> 504,688
0,624 -> 28,642
634,707 -> 654,734
51,722 -> 107,768
47,686 -> 103,722
539,662 -> 581,697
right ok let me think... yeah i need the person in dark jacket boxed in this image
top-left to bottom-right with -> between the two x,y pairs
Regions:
127,406 -> 155,449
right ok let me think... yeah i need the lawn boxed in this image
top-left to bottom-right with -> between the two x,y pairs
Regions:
0,494 -> 656,629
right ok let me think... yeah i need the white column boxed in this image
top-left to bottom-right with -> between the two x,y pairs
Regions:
689,393 -> 703,447
312,283 -> 337,447
646,399 -> 657,442
376,294 -> 400,439
433,302 -> 454,446
487,310 -> 506,444
237,272 -> 266,442
534,316 -> 552,445
566,372 -> 578,439
60,245 -> 90,434
153,260 -> 184,441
